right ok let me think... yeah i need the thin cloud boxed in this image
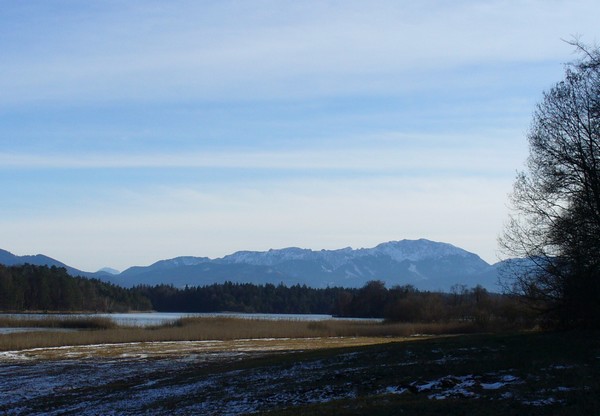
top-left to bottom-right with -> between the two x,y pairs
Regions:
0,143 -> 522,176
0,174 -> 511,270
0,1 -> 596,105
1,0 -> 596,272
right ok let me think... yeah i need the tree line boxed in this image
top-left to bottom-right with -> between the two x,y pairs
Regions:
336,280 -> 529,325
0,264 -> 529,327
0,264 -> 151,312
135,282 -> 344,314
136,280 -> 528,325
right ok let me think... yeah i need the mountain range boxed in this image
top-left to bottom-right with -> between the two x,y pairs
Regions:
0,239 -> 506,291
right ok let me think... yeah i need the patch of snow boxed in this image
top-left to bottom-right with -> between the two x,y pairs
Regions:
370,239 -> 472,262
408,263 -> 421,276
384,386 -> 407,395
398,373 -> 527,402
481,382 -> 505,390
413,375 -> 479,400
416,381 -> 438,392
213,239 -> 481,270
547,364 -> 575,370
220,247 -> 312,266
523,397 -> 563,406
481,374 -> 522,390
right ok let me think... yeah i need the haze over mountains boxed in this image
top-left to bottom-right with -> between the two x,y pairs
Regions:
0,239 -> 504,291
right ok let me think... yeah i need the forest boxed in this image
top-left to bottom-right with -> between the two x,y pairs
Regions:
136,280 -> 528,325
0,264 -> 151,312
0,264 -> 529,325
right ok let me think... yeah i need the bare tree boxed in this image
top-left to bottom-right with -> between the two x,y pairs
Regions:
500,42 -> 600,328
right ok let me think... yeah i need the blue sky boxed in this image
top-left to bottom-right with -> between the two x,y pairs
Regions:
1,0 -> 599,271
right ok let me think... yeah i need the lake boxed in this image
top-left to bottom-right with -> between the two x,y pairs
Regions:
0,312 -> 376,327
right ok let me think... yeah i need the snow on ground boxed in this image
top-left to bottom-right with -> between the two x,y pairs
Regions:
0,337 -> 383,361
0,338 -> 591,415
383,373 -> 524,400
0,347 -> 358,415
0,350 -> 263,415
0,338 -> 389,415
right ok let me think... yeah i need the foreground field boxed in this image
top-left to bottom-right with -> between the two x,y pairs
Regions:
0,330 -> 598,415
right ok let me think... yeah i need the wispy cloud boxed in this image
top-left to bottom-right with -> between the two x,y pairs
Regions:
0,143 -> 523,176
1,0 -> 597,271
0,173 -> 511,270
0,0 -> 595,105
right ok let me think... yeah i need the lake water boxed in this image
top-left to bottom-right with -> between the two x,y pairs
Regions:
0,327 -> 79,335
101,312 -> 338,326
0,312 -> 374,328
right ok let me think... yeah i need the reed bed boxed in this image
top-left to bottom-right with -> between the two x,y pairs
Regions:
0,316 -> 117,330
0,316 -> 485,352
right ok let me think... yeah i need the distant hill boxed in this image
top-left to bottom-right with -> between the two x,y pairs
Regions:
98,267 -> 120,275
0,248 -> 71,270
0,249 -> 117,282
0,240 -> 506,291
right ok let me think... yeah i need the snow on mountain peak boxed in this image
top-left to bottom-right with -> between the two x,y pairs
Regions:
370,239 -> 471,262
218,239 -> 476,268
221,247 -> 313,266
153,256 -> 211,268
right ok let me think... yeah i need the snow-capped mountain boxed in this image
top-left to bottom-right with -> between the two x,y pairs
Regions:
115,239 -> 499,291
218,240 -> 474,267
367,240 -> 473,262
219,247 -> 315,266
0,240 -> 502,291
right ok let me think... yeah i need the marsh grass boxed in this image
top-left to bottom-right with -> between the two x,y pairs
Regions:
0,316 -> 486,352
0,316 -> 116,330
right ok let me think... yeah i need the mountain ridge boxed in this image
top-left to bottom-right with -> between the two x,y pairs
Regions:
0,248 -> 117,282
0,240 -> 502,291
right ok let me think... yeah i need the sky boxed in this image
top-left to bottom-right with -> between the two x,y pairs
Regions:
1,0 -> 599,272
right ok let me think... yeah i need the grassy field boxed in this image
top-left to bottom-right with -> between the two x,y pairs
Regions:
1,330 -> 598,415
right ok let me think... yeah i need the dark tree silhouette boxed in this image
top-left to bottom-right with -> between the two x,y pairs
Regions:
500,41 -> 600,328
0,264 -> 151,312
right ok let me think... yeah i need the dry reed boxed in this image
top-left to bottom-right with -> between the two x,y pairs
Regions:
0,316 -> 484,352
0,316 -> 116,329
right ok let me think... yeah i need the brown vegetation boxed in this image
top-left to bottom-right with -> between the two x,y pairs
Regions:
0,316 -> 116,330
0,316 -> 497,352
